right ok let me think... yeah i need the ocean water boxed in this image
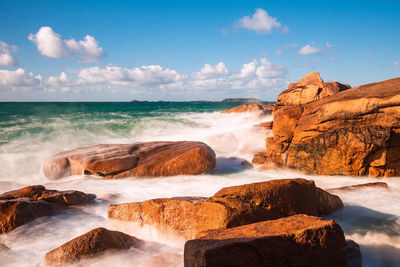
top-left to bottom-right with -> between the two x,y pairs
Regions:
0,102 -> 399,267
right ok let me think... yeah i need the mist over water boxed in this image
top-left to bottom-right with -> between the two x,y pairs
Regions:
0,102 -> 399,267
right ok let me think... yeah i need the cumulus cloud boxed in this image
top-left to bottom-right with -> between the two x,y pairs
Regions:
77,65 -> 186,86
0,58 -> 287,94
192,62 -> 229,80
28,26 -> 105,63
298,44 -> 325,55
0,68 -> 42,91
326,42 -> 334,48
394,61 -> 399,68
0,41 -> 18,66
235,8 -> 289,34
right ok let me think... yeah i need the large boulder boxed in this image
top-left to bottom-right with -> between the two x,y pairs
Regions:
184,214 -> 348,267
43,227 -> 143,266
255,75 -> 400,177
42,141 -> 216,180
277,72 -> 350,107
0,185 -> 95,234
108,179 -> 342,240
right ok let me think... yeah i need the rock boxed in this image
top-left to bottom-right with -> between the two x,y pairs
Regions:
346,239 -> 362,267
278,72 -> 350,107
262,104 -> 275,110
43,141 -> 216,180
184,214 -> 348,267
43,227 -> 143,266
255,75 -> 400,177
221,104 -> 271,114
108,179 -> 342,240
327,182 -> 389,193
0,185 -> 95,234
254,121 -> 273,130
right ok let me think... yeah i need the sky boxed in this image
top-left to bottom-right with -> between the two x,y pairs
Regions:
0,0 -> 399,101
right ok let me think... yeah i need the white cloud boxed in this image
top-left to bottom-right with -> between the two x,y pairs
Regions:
0,41 -> 18,66
298,44 -> 325,55
235,8 -> 288,34
29,26 -> 105,63
328,57 -> 337,62
0,58 -> 287,94
275,49 -> 283,55
28,27 -> 64,58
77,65 -> 186,86
0,68 -> 42,91
65,35 -> 105,63
192,62 -> 228,80
394,61 -> 399,68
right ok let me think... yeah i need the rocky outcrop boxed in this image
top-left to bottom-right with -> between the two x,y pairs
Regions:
108,179 -> 342,240
222,98 -> 263,103
327,182 -> 389,193
254,121 -> 273,130
184,214 -> 348,267
0,185 -> 95,234
42,141 -> 216,180
254,74 -> 400,177
277,72 -> 350,107
221,104 -> 272,114
43,227 -> 143,266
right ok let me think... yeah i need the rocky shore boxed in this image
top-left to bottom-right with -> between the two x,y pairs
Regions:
5,73 -> 400,266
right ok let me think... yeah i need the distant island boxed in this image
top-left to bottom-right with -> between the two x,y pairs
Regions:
221,98 -> 263,103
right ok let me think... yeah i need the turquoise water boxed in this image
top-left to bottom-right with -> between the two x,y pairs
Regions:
0,102 -> 399,267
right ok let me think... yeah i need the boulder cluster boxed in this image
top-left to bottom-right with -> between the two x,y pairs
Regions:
252,72 -> 400,177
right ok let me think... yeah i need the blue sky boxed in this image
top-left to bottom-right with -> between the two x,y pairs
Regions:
0,0 -> 399,101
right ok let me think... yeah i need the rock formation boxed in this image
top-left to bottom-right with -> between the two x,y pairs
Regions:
0,185 -> 95,234
221,104 -> 272,114
184,214 -> 348,267
253,73 -> 400,177
108,179 -> 342,240
327,182 -> 389,193
42,141 -> 216,180
43,227 -> 143,266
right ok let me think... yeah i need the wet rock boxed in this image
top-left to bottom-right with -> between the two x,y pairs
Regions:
0,185 -> 95,234
43,227 -> 144,266
184,214 -> 348,267
43,141 -> 216,180
108,178 -> 342,240
221,104 -> 272,114
255,74 -> 400,177
346,239 -> 362,267
254,121 -> 273,130
327,182 -> 389,193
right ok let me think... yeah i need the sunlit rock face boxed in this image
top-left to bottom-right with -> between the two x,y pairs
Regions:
254,74 -> 400,177
108,179 -> 342,240
184,214 -> 349,267
43,227 -> 144,266
42,141 -> 216,179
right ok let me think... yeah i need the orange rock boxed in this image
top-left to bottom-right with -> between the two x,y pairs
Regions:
43,141 -> 216,180
278,72 -> 350,107
0,185 -> 95,234
221,104 -> 271,114
43,228 -> 143,266
255,75 -> 400,177
184,214 -> 348,267
253,121 -> 273,130
108,179 -> 342,240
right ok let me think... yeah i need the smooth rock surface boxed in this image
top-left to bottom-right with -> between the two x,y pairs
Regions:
43,227 -> 143,266
221,104 -> 271,114
108,179 -> 342,240
0,185 -> 95,234
43,141 -> 216,180
184,214 -> 348,267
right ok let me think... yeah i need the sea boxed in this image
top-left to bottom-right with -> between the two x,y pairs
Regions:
0,102 -> 399,266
